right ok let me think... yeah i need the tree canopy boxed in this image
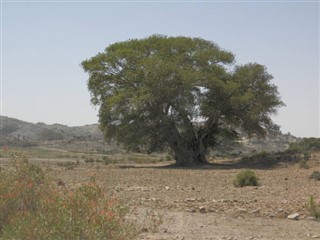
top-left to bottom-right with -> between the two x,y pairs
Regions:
82,35 -> 284,166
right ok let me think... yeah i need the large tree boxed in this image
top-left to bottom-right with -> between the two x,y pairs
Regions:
82,35 -> 284,166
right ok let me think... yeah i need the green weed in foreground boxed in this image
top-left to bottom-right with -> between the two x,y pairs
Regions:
305,196 -> 320,220
0,154 -> 137,239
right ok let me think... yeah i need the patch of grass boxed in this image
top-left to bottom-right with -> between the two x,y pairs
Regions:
127,156 -> 160,164
299,159 -> 309,169
56,161 -> 79,170
305,196 -> 320,220
234,170 -> 259,187
84,157 -> 95,163
0,154 -> 138,239
309,171 -> 320,181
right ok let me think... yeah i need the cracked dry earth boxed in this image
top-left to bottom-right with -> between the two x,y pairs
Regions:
38,153 -> 320,239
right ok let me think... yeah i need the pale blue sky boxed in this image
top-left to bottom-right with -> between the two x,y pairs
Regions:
1,1 -> 319,137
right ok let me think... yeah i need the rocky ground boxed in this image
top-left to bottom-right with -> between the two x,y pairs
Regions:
1,152 -> 320,240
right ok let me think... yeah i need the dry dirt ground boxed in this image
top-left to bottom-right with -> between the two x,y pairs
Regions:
2,152 -> 320,240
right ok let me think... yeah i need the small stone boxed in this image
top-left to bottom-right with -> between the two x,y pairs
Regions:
165,186 -> 170,190
287,213 -> 299,220
312,235 -> 320,239
237,208 -> 247,213
185,198 -> 196,202
275,208 -> 288,218
199,206 -> 207,213
250,208 -> 261,214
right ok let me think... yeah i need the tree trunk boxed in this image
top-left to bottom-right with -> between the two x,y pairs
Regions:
167,121 -> 209,167
169,138 -> 209,167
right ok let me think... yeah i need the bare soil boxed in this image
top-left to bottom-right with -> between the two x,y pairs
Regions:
2,152 -> 320,240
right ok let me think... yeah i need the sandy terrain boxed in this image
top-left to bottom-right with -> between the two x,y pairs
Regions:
47,152 -> 320,239
2,152 -> 320,239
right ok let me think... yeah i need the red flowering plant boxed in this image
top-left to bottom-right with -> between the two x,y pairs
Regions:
0,154 -> 137,239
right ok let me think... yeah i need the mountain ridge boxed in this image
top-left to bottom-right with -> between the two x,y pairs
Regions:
0,115 -> 297,154
0,115 -> 103,145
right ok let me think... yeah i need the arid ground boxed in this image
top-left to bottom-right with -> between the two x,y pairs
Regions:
1,151 -> 320,240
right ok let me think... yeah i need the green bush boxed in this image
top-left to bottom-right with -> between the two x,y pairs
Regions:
289,138 -> 320,157
309,171 -> 320,181
0,155 -> 137,239
299,159 -> 309,169
305,196 -> 320,220
234,170 -> 259,187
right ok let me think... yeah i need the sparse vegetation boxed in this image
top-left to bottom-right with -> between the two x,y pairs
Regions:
84,157 -> 95,163
234,170 -> 259,187
305,196 -> 320,220
289,138 -> 320,153
56,161 -> 79,170
309,171 -> 320,181
299,159 -> 309,169
0,155 -> 138,239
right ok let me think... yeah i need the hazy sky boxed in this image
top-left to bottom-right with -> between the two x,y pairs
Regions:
1,1 -> 319,137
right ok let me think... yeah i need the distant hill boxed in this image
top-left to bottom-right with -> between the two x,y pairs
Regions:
0,115 -> 298,154
0,116 -> 103,147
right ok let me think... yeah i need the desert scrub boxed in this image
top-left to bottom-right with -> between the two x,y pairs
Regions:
56,161 -> 79,170
309,171 -> 320,181
0,154 -> 137,239
234,169 -> 259,187
299,159 -> 309,169
305,196 -> 320,220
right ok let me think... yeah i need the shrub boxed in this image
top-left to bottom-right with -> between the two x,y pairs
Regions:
289,138 -> 320,153
305,196 -> 320,220
234,170 -> 259,187
309,171 -> 320,181
299,159 -> 309,169
84,157 -> 95,163
56,161 -> 79,170
0,154 -> 137,239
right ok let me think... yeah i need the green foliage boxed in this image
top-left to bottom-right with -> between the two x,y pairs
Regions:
305,196 -> 320,220
82,35 -> 284,165
0,155 -> 137,239
309,171 -> 320,181
298,159 -> 309,169
289,138 -> 320,158
234,170 -> 259,187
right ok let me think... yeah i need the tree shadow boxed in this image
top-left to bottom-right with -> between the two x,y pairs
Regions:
117,151 -> 302,170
